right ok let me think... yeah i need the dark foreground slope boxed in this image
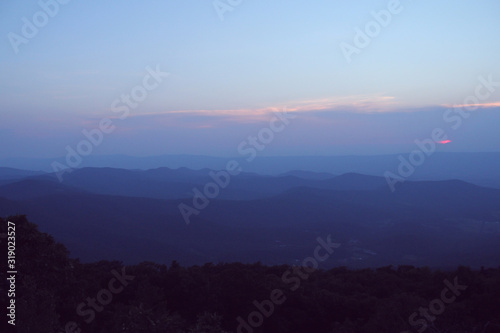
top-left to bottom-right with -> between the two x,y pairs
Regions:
1,215 -> 500,333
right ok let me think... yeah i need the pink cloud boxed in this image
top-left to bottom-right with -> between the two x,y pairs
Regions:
442,101 -> 500,109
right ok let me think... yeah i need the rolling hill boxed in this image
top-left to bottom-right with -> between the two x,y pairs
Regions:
0,167 -> 499,268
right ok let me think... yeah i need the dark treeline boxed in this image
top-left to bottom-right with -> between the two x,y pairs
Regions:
1,215 -> 500,333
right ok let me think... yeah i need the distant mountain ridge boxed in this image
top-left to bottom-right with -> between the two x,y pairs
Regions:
0,166 -> 499,269
2,152 -> 500,189
0,167 -> 46,183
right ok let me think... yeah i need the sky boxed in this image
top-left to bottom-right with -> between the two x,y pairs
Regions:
1,0 -> 499,159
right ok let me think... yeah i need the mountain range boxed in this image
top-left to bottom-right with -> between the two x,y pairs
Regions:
1,160 -> 499,269
2,152 -> 500,188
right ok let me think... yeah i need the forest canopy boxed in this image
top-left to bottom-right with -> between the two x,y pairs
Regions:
1,215 -> 500,333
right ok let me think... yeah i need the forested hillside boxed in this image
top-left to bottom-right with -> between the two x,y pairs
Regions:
2,215 -> 500,333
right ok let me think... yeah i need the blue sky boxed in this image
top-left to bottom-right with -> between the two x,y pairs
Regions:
1,0 -> 499,159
